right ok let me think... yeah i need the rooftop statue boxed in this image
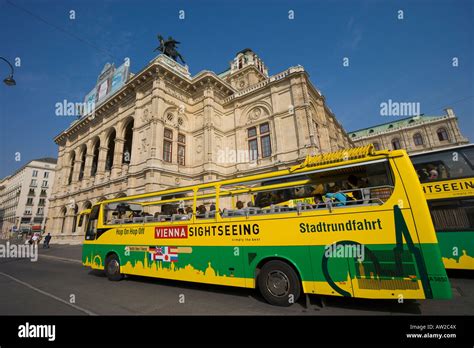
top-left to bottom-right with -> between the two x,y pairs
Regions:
155,35 -> 186,65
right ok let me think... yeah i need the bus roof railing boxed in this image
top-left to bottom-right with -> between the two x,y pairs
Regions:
291,144 -> 377,171
98,145 -> 392,206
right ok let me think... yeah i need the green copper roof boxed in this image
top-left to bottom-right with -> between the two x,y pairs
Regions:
349,115 -> 447,138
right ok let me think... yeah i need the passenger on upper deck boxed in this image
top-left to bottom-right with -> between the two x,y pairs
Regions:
325,185 -> 348,207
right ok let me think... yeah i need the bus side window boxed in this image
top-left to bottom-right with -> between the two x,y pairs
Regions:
85,206 -> 100,240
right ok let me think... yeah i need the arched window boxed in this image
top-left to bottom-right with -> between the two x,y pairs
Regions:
372,142 -> 380,150
105,129 -> 116,171
123,120 -> 134,164
68,152 -> 75,185
163,128 -> 173,163
392,138 -> 401,150
413,133 -> 424,146
78,146 -> 86,181
437,128 -> 449,141
60,207 -> 67,234
91,140 -> 100,176
72,204 -> 78,233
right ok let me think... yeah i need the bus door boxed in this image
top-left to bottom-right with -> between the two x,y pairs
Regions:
83,205 -> 100,268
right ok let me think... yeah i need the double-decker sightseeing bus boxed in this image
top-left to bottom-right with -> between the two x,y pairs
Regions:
81,145 -> 451,306
410,144 -> 474,270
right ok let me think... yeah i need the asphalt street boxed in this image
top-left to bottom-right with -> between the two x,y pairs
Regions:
0,243 -> 472,315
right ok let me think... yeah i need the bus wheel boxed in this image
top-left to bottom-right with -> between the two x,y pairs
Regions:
258,260 -> 301,306
104,254 -> 123,281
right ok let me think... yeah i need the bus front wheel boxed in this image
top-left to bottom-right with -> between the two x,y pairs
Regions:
104,254 -> 124,281
258,260 -> 301,306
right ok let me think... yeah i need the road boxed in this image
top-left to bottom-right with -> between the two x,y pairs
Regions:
0,243 -> 472,315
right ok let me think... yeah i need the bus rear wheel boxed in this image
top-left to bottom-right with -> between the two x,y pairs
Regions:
258,260 -> 301,306
104,254 -> 123,281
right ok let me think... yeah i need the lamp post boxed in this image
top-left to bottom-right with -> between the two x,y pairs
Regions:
0,57 -> 16,86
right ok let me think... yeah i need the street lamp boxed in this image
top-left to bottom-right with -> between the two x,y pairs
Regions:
0,57 -> 16,86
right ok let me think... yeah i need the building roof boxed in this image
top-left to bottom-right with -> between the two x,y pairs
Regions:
348,115 -> 447,138
0,157 -> 58,182
32,157 -> 58,165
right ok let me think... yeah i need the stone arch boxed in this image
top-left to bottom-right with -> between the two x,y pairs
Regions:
78,144 -> 87,181
104,127 -> 117,171
240,101 -> 272,125
96,196 -> 107,203
82,200 -> 92,210
90,136 -> 100,176
71,204 -> 79,233
122,118 -> 134,165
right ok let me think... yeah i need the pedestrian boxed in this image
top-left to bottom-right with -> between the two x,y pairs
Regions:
43,233 -> 52,249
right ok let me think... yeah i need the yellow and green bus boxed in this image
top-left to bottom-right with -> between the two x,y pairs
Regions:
82,145 -> 451,306
410,144 -> 474,270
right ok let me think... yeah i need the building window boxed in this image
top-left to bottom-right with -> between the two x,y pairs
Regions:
42,180 -> 48,187
37,207 -> 44,215
248,127 -> 258,161
163,128 -> 173,163
247,123 -> 272,160
392,138 -> 401,150
26,198 -> 33,206
437,128 -> 449,141
260,123 -> 272,158
30,179 -> 37,187
24,209 -> 32,216
372,142 -> 380,150
32,170 -> 38,177
40,189 -> 47,196
413,133 -> 424,146
44,171 -> 49,178
178,133 -> 186,166
38,198 -> 46,206
28,189 -> 35,196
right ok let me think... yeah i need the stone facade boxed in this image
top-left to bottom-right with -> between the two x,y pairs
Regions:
0,158 -> 57,238
349,108 -> 469,154
46,49 -> 353,243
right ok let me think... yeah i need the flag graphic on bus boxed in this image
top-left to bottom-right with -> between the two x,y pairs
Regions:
148,246 -> 178,262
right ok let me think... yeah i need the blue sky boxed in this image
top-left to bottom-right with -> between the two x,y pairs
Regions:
0,0 -> 473,178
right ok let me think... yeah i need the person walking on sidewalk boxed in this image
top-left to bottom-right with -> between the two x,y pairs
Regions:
43,233 -> 52,249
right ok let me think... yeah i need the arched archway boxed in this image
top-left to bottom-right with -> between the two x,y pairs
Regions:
67,152 -> 75,185
71,204 -> 79,233
105,129 -> 116,171
59,207 -> 67,234
91,138 -> 100,176
122,119 -> 134,164
82,201 -> 92,210
78,145 -> 87,181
